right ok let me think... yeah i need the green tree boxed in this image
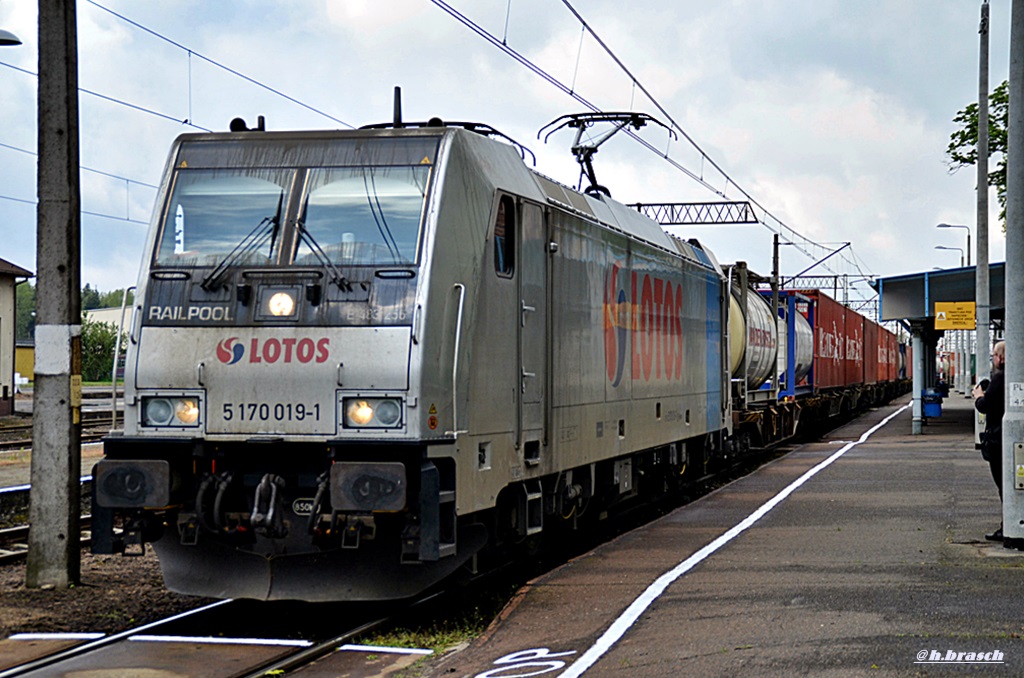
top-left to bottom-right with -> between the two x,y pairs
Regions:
15,282 -> 35,341
81,283 -> 102,310
97,288 -> 134,308
15,283 -> 135,343
80,312 -> 123,382
946,79 -> 1009,228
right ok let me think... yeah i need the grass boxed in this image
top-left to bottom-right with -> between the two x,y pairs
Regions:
355,583 -> 518,656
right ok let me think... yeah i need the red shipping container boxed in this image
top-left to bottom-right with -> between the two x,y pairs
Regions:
797,290 -> 848,391
863,319 -> 879,385
845,311 -> 865,386
880,327 -> 898,382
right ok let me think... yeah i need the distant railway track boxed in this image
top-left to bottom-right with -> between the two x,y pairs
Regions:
0,520 -> 94,565
0,480 -> 93,563
0,411 -> 115,451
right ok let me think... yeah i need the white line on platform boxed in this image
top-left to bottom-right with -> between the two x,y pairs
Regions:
338,643 -> 433,655
9,633 -> 106,641
560,402 -> 911,678
129,635 -> 313,647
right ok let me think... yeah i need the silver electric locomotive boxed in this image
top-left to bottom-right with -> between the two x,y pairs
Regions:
93,119 -> 732,601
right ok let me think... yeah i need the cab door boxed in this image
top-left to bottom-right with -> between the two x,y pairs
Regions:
518,200 -> 548,463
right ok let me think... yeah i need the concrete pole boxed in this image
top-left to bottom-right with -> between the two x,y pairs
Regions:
965,330 -> 971,390
946,329 -> 954,393
912,331 -> 924,434
26,0 -> 82,588
977,1 -> 992,423
963,330 -> 970,394
1002,0 -> 1024,545
959,331 -> 964,391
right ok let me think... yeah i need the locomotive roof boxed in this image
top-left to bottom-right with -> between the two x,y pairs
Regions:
168,125 -> 722,275
527,169 -> 721,275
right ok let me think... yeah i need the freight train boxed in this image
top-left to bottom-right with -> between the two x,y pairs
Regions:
92,115 -> 909,601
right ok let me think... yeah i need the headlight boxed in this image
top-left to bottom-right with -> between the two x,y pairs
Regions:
175,399 -> 200,424
142,396 -> 201,427
267,292 -> 295,316
256,285 -> 301,320
343,397 -> 403,429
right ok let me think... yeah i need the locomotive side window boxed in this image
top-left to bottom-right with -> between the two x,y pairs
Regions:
155,169 -> 289,267
296,166 -> 430,266
494,195 -> 515,277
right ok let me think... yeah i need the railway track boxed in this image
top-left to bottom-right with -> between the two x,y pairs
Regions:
0,411 -> 115,452
0,440 -> 806,676
0,517 -> 93,566
0,591 -> 445,677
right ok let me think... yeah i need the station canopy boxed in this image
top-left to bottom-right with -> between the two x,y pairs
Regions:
870,263 -> 1005,326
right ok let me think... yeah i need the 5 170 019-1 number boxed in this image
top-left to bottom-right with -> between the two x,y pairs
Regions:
222,402 -> 321,422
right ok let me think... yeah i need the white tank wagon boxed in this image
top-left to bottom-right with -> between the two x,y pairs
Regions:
729,289 -> 776,390
775,300 -> 814,387
91,120 -> 733,601
725,265 -> 815,450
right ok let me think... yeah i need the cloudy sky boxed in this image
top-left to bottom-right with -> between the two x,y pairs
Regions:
0,0 -> 1012,305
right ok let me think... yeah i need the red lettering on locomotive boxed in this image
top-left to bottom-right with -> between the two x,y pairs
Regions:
606,267 -> 685,384
223,337 -> 331,365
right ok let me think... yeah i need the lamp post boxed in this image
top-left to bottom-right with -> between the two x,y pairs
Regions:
935,243 -> 967,391
937,223 -> 972,266
937,224 -> 976,394
935,244 -> 965,267
0,28 -> 21,46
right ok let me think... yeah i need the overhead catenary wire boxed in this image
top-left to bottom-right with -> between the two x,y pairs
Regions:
0,141 -> 159,189
2,2 -> 356,235
3,0 -> 871,287
85,0 -> 355,130
0,139 -> 158,226
0,193 -> 149,226
0,59 -> 211,131
559,0 -> 865,276
432,0 -> 872,281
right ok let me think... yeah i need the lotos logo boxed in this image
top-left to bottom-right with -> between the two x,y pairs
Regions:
604,263 -> 630,387
603,262 -> 684,386
216,337 -> 331,365
217,337 -> 244,364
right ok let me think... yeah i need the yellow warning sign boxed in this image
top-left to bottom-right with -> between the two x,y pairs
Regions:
420,156 -> 432,165
429,403 -> 437,414
935,301 -> 976,330
177,160 -> 188,168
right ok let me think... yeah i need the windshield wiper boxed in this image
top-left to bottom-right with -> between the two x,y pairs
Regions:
363,171 -> 402,263
295,220 -> 352,292
200,215 -> 279,291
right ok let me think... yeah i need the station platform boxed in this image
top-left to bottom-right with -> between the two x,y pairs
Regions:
426,395 -> 1024,677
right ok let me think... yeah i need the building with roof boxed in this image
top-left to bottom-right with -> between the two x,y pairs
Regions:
0,257 -> 34,416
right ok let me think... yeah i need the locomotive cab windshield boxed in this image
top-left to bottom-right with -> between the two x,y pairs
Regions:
156,154 -> 432,272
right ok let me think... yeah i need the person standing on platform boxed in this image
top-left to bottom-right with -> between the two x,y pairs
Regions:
973,340 -> 1006,541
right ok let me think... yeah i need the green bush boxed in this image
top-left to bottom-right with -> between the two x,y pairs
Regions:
81,313 -> 123,382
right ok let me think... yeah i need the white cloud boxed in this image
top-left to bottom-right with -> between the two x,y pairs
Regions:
0,0 -> 1013,296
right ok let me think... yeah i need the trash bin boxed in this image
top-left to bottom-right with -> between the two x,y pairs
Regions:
922,388 -> 942,418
